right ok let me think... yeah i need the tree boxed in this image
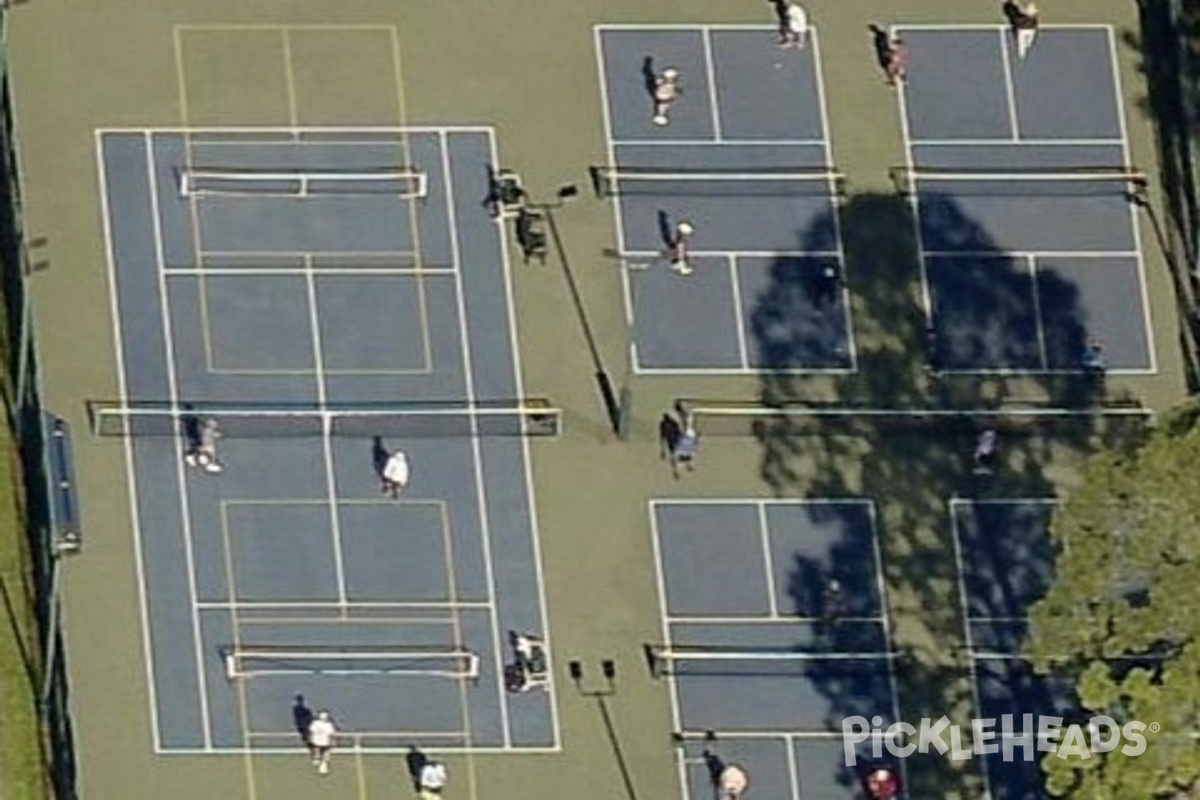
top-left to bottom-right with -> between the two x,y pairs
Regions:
1027,404 -> 1200,797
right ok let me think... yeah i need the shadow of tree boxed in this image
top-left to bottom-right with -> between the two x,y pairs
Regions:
736,188 -> 1151,798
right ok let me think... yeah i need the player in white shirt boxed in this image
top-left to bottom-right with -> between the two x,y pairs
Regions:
780,2 -> 808,48
307,710 -> 337,775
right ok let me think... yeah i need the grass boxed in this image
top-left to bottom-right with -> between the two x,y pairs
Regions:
0,418 -> 46,800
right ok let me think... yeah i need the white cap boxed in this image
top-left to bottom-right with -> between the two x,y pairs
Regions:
663,68 -> 679,79
676,221 -> 695,236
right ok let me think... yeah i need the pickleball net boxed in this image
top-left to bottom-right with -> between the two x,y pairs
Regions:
221,644 -> 480,681
87,398 -> 562,438
675,398 -> 1154,439
644,643 -> 897,679
178,167 -> 428,198
889,164 -> 1148,199
589,164 -> 847,199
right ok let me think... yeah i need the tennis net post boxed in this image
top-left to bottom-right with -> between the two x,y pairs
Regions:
178,167 -> 429,199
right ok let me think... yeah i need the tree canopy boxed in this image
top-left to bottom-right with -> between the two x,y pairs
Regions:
1027,406 -> 1200,798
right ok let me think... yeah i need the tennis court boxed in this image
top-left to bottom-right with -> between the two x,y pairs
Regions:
649,499 -> 903,800
97,127 -> 558,753
595,25 -> 854,375
896,24 -> 1155,374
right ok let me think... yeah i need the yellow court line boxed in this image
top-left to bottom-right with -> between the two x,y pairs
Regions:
355,740 -> 369,800
281,29 -> 300,129
178,23 -> 397,33
386,26 -> 436,375
219,492 -> 261,800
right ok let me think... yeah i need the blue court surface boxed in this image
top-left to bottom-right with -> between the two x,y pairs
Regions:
650,499 -> 903,800
897,25 -> 1154,374
596,25 -> 855,374
97,127 -> 557,753
952,499 -> 1079,799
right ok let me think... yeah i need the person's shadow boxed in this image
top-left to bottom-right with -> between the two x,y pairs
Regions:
1001,0 -> 1022,28
372,437 -> 390,481
405,746 -> 430,791
768,0 -> 787,27
868,24 -> 892,71
292,694 -> 314,745
641,57 -> 658,101
657,210 -> 676,248
702,749 -> 726,799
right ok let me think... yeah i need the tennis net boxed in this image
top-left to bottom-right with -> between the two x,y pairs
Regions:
222,645 -> 480,680
179,167 -> 428,198
677,398 -> 1154,438
87,399 -> 561,438
644,643 -> 895,679
589,164 -> 846,199
889,165 -> 1148,198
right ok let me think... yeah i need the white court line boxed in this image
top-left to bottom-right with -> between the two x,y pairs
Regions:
727,256 -> 752,370
665,614 -> 886,624
1108,25 -> 1159,375
145,132 -> 214,749
592,28 -> 629,257
947,499 -> 993,794
997,28 -> 1022,141
614,138 -> 828,147
621,249 -> 841,258
909,138 -> 1126,147
485,130 -> 561,750
1026,254 -> 1050,370
154,744 -> 562,756
934,366 -> 1158,376
867,501 -> 910,793
892,26 -> 936,338
632,364 -> 856,376
648,504 -> 689,754
653,498 -> 876,508
97,132 -> 165,752
700,27 -> 724,141
99,125 -> 497,135
756,503 -> 780,617
596,23 -> 780,32
441,132 -> 513,747
923,249 -> 1141,259
195,599 -> 494,609
893,23 -> 1113,31
811,28 -> 859,374
163,267 -> 458,277
303,254 -> 349,611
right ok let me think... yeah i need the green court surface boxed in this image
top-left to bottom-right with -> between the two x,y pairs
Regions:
4,1 -> 1189,799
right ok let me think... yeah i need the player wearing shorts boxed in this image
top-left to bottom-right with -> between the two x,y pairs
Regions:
307,710 -> 337,775
779,2 -> 808,48
652,68 -> 681,126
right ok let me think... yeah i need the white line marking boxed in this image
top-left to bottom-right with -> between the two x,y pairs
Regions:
811,28 -> 858,373
620,249 -> 841,258
756,503 -> 779,617
948,500 -> 991,793
728,256 -> 751,369
1027,254 -> 1050,369
145,132 -> 215,749
700,27 -> 724,141
305,257 -> 348,610
909,138 -> 1126,147
893,26 -> 936,339
97,132 -> 166,753
1107,25 -> 1158,375
164,266 -> 458,277
612,138 -> 828,147
485,129 -> 561,749
98,125 -> 498,135
440,132 -> 513,746
632,365 -> 856,376
892,23 -> 1113,32
997,27 -> 1022,141
593,28 -> 631,260
923,249 -> 1141,258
